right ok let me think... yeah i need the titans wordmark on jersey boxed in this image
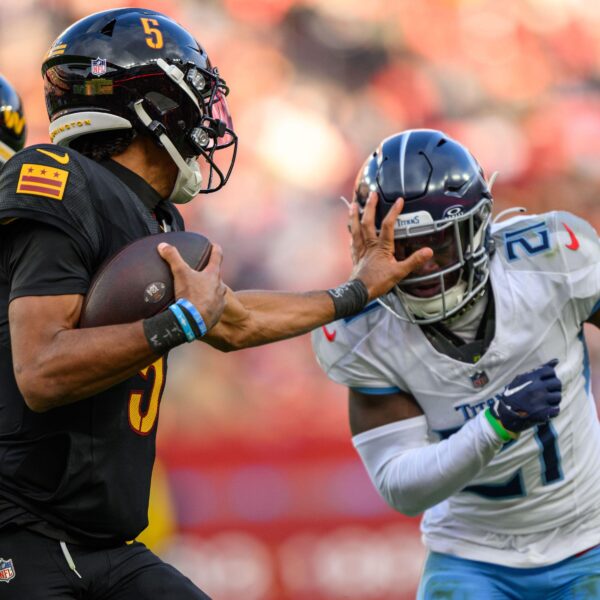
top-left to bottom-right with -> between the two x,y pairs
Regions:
312,211 -> 600,567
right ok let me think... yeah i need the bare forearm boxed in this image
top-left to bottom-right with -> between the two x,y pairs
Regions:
13,321 -> 157,410
205,289 -> 336,350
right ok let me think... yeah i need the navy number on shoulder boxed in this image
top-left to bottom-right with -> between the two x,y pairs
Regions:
504,222 -> 551,261
463,423 -> 562,499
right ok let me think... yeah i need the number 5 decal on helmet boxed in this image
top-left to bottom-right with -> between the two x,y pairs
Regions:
140,17 -> 163,49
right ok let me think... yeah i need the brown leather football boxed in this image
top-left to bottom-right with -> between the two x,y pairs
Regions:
79,231 -> 212,328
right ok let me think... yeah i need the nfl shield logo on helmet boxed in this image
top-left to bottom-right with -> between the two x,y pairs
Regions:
470,370 -> 489,389
91,57 -> 107,77
0,558 -> 15,583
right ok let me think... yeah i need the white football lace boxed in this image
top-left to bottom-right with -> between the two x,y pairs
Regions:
60,541 -> 82,579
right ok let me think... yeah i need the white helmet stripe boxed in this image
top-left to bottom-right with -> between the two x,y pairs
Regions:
399,129 -> 411,196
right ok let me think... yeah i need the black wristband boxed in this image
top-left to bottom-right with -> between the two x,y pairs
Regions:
327,279 -> 369,320
143,309 -> 188,355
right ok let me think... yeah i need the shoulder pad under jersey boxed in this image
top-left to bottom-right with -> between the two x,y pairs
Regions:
492,210 -> 599,276
0,144 -> 101,255
311,301 -> 401,390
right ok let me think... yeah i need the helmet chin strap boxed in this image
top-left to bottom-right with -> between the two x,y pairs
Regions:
132,100 -> 202,204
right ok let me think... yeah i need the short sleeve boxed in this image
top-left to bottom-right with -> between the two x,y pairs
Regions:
557,212 -> 600,323
311,320 -> 405,394
1,220 -> 92,301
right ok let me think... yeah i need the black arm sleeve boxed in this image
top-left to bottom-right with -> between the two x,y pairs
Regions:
2,220 -> 93,301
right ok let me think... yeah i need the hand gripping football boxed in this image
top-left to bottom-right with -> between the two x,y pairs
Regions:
79,231 -> 212,328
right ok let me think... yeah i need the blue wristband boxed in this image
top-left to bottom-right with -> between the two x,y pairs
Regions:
176,298 -> 208,337
168,303 -> 196,343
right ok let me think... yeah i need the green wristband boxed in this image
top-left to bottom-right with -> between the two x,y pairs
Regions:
484,408 -> 519,442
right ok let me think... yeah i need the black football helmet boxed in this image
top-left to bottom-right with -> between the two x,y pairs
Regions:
0,74 -> 26,165
354,129 -> 494,323
42,8 -> 237,202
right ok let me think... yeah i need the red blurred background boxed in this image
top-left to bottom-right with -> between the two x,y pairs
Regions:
3,0 -> 600,597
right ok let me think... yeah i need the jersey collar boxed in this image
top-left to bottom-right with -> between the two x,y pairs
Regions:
100,159 -> 164,213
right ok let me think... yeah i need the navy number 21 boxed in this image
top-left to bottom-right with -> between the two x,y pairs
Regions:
464,422 -> 562,499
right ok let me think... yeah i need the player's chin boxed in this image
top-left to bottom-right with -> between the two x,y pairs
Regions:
404,273 -> 460,298
404,282 -> 442,298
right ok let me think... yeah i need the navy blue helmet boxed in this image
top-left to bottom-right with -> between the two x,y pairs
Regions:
353,129 -> 493,323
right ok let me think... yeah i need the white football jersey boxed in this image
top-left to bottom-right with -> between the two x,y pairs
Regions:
312,211 -> 600,567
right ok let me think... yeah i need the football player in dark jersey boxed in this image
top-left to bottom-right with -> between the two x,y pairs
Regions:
0,74 -> 26,165
0,8 -> 431,599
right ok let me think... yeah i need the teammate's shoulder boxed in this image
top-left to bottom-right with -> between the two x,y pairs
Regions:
491,209 -> 597,273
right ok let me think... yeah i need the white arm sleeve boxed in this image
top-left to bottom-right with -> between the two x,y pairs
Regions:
352,411 -> 503,517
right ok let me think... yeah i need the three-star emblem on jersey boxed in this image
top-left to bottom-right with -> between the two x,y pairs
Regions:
16,163 -> 69,200
562,222 -> 579,251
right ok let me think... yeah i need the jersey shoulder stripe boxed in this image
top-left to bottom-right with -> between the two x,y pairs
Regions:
343,300 -> 383,323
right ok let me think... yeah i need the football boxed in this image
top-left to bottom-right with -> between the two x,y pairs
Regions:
79,231 -> 212,328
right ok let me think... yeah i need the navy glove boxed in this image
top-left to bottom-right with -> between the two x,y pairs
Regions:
490,359 -> 562,434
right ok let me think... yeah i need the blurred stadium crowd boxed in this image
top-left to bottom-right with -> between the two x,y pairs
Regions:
2,0 -> 600,598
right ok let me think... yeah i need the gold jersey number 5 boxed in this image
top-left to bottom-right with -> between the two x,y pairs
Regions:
129,358 -> 165,436
140,17 -> 163,50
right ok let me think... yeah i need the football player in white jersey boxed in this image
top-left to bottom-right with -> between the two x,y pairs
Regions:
312,129 -> 600,599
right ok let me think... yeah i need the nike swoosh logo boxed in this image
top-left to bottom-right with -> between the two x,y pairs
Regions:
504,380 -> 532,398
322,326 -> 336,342
562,222 -> 579,251
36,148 -> 70,165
